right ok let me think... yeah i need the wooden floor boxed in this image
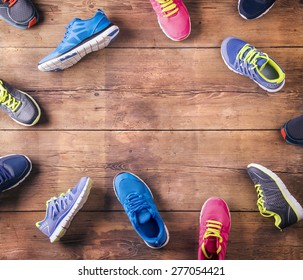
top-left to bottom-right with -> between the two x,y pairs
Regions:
0,0 -> 303,260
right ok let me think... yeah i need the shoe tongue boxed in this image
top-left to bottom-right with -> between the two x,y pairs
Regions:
137,209 -> 152,224
256,57 -> 268,71
204,237 -> 218,254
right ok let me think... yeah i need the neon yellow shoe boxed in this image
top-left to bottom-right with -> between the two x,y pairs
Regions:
221,37 -> 285,92
247,163 -> 303,229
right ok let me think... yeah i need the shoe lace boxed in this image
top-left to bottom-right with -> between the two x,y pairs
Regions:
0,80 -> 21,112
3,0 -> 17,7
61,23 -> 73,44
125,193 -> 151,217
47,189 -> 73,219
254,183 -> 275,218
156,0 -> 179,17
0,166 -> 12,184
201,220 -> 223,259
235,44 -> 269,76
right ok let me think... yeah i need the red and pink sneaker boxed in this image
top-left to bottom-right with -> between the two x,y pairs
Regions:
149,0 -> 191,41
198,197 -> 231,260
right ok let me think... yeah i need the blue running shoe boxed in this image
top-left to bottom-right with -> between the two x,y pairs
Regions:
281,115 -> 303,146
113,172 -> 169,249
36,177 -> 93,243
238,0 -> 275,20
0,154 -> 32,192
221,36 -> 285,92
38,9 -> 119,72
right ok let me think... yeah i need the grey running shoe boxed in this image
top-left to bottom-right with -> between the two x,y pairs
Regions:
247,163 -> 303,229
0,79 -> 41,126
0,0 -> 39,29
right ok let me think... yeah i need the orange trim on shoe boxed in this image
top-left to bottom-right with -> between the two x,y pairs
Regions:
28,17 -> 37,29
281,127 -> 287,140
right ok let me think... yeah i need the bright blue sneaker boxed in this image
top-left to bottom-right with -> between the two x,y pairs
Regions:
38,9 -> 119,72
36,177 -> 92,243
221,36 -> 285,92
0,154 -> 32,192
113,172 -> 169,249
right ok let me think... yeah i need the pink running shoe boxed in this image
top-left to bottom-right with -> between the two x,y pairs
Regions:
198,197 -> 231,260
149,0 -> 191,41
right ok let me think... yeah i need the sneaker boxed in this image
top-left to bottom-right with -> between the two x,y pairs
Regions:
36,177 -> 93,243
247,163 -> 303,229
281,115 -> 303,146
38,9 -> 119,72
221,36 -> 285,92
0,0 -> 38,29
238,0 -> 275,20
113,172 -> 169,249
149,0 -> 191,41
198,197 -> 231,260
0,79 -> 41,126
0,154 -> 32,192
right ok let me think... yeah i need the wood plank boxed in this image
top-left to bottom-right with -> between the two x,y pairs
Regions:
1,48 -> 302,92
1,89 -> 303,130
0,0 -> 302,48
0,212 -> 302,259
1,131 -> 303,211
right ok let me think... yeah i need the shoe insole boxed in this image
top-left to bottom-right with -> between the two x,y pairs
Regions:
260,63 -> 279,80
140,218 -> 160,238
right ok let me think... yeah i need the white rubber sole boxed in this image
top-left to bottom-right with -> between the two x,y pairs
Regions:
220,46 -> 285,93
238,0 -> 276,20
1,154 -> 32,192
49,177 -> 93,243
247,163 -> 303,222
38,25 -> 119,72
113,171 -> 170,249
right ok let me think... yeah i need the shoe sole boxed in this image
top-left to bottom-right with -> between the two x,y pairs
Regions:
247,163 -> 303,222
9,90 -> 41,127
49,177 -> 93,243
113,171 -> 170,249
220,45 -> 285,93
158,17 -> 191,42
38,24 -> 119,72
238,0 -> 276,20
1,154 -> 32,192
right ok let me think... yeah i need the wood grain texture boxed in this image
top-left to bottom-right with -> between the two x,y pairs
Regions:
0,212 -> 302,260
0,0 -> 302,48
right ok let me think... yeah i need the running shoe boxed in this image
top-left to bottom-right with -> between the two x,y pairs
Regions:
221,36 -> 285,92
38,9 -> 119,72
198,197 -> 231,260
247,163 -> 303,229
238,0 -> 275,20
113,172 -> 169,249
36,177 -> 93,243
0,0 -> 38,29
149,0 -> 191,41
0,79 -> 41,126
0,154 -> 32,192
281,115 -> 303,146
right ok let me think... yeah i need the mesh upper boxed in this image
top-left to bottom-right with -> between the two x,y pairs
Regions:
8,0 -> 34,22
286,115 -> 303,140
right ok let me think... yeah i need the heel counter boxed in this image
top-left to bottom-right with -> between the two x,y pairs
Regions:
93,9 -> 112,34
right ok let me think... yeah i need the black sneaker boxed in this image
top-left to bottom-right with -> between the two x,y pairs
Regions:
238,0 -> 275,20
281,115 -> 303,146
247,163 -> 303,229
0,79 -> 41,126
0,0 -> 39,29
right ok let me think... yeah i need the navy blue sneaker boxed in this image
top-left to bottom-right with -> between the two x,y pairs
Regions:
38,9 -> 119,72
0,0 -> 39,29
113,172 -> 169,249
221,36 -> 285,92
36,177 -> 93,243
238,0 -> 275,20
281,115 -> 303,146
0,154 -> 32,192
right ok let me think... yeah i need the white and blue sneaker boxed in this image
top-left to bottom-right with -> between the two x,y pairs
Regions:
38,9 -> 119,72
36,177 -> 93,243
113,172 -> 169,249
221,36 -> 285,92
